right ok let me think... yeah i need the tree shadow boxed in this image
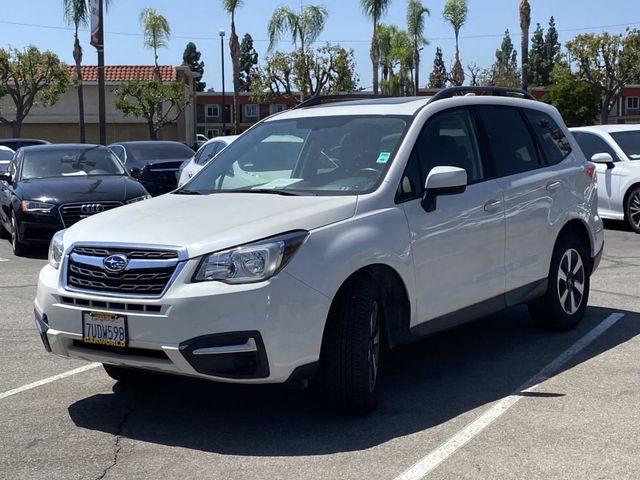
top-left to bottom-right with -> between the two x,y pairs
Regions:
68,305 -> 638,457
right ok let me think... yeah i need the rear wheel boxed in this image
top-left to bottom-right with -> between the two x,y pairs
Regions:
528,234 -> 590,330
11,212 -> 28,257
625,186 -> 640,234
321,276 -> 382,414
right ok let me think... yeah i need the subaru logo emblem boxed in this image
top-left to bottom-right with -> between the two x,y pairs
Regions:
80,204 -> 105,214
103,254 -> 128,273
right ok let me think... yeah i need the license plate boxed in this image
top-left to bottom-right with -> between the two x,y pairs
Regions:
82,311 -> 127,347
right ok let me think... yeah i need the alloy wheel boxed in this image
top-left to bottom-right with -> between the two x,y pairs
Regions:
557,248 -> 585,315
367,300 -> 380,392
629,191 -> 640,229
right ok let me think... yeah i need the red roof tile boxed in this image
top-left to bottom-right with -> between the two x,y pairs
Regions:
68,65 -> 177,82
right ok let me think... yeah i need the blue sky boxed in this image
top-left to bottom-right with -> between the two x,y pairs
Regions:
1,0 -> 638,91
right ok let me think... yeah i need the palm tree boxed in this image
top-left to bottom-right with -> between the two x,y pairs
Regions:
360,0 -> 392,95
222,0 -> 243,134
268,4 -> 328,101
407,0 -> 430,95
139,7 -> 171,81
519,0 -> 531,90
62,0 -> 89,143
442,0 -> 467,86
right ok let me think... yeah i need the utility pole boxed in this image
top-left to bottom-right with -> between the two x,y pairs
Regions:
90,0 -> 106,144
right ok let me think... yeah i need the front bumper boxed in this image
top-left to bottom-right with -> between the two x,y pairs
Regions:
16,211 -> 63,245
35,261 -> 331,384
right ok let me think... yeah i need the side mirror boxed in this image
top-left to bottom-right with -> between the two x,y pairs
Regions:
421,166 -> 467,213
591,153 -> 615,169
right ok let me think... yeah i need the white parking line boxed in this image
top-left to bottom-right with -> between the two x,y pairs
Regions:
0,363 -> 101,400
0,257 -> 8,262
394,312 -> 626,480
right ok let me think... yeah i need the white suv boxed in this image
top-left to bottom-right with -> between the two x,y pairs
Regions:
35,88 -> 604,413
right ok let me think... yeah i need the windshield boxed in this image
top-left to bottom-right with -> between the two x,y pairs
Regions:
126,143 -> 194,162
21,146 -> 127,180
611,131 -> 640,160
182,115 -> 410,195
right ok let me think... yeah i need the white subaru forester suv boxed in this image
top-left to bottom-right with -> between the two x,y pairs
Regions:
35,87 -> 604,413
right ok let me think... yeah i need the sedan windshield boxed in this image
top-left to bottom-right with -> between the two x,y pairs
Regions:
611,131 -> 640,160
182,115 -> 410,195
21,146 -> 126,180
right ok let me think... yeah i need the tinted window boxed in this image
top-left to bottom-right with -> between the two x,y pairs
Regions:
610,131 -> 640,160
126,143 -> 194,162
415,109 -> 485,183
0,150 -> 13,161
195,142 -> 219,166
185,115 -> 410,195
110,145 -> 126,163
20,146 -> 126,180
573,132 -> 619,162
477,107 -> 540,177
524,109 -> 571,164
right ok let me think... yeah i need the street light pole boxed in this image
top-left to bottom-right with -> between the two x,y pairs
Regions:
219,29 -> 226,136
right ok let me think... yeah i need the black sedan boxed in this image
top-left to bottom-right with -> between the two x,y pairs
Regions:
0,144 -> 150,256
108,141 -> 194,196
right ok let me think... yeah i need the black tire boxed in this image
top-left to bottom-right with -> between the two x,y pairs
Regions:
102,364 -> 150,383
321,275 -> 382,414
528,234 -> 590,331
625,186 -> 640,234
10,212 -> 28,257
0,217 -> 9,240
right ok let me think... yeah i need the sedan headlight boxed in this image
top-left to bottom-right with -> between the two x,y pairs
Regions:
193,231 -> 308,284
21,200 -> 55,213
126,194 -> 151,204
48,230 -> 65,269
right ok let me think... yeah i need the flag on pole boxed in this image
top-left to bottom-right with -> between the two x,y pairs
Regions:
90,0 -> 102,48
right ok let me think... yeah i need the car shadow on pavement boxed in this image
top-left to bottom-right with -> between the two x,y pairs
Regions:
68,305 -> 639,456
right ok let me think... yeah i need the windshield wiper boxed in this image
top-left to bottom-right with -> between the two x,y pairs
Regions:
230,188 -> 303,196
174,189 -> 202,195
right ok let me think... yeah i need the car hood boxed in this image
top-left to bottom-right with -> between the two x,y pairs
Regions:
63,193 -> 357,258
18,176 -> 145,204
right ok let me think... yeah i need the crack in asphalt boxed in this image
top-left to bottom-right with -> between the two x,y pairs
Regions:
94,403 -> 138,480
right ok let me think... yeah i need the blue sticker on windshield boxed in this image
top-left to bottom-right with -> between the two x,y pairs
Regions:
376,152 -> 391,164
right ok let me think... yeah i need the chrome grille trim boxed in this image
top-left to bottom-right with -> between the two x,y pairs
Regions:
62,242 -> 188,299
59,202 -> 123,228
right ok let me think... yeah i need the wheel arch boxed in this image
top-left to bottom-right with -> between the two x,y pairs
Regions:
622,181 -> 640,221
556,218 -> 593,258
320,264 -> 412,354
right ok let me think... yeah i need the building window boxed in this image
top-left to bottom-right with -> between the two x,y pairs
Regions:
245,104 -> 259,118
206,104 -> 219,118
207,129 -> 218,138
269,104 -> 285,115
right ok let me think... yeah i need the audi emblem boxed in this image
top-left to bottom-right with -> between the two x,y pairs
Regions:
80,204 -> 105,214
103,254 -> 128,273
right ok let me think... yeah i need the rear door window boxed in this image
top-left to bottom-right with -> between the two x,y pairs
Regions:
523,109 -> 572,165
477,107 -> 542,177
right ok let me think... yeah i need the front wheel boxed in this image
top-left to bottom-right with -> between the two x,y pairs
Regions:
528,234 -> 590,330
321,276 -> 382,414
625,186 -> 640,233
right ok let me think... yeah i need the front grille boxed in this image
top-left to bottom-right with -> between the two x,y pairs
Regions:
66,246 -> 180,296
60,202 -> 123,227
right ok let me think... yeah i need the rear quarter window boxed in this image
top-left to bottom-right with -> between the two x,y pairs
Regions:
524,109 -> 572,165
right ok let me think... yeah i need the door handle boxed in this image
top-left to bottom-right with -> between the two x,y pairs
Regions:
546,181 -> 561,192
484,198 -> 502,212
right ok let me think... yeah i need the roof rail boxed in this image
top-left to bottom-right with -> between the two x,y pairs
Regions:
428,86 -> 537,103
293,94 -> 392,109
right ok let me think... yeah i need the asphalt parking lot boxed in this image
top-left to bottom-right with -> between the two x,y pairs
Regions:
0,221 -> 638,480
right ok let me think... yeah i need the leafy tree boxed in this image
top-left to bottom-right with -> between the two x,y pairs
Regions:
239,33 -> 259,92
546,62 -> 601,127
182,42 -> 206,92
528,23 -> 546,86
360,0 -> 392,95
0,47 -> 70,137
63,0 -> 89,142
222,0 -> 243,133
407,0 -> 430,94
250,44 -> 358,102
566,30 -> 640,124
115,80 -> 189,140
428,47 -> 447,88
442,0 -> 467,86
268,4 -> 329,101
139,7 -> 171,79
519,0 -> 531,90
489,29 -> 520,87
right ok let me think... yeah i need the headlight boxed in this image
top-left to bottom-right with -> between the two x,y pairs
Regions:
21,200 -> 55,213
48,230 -> 65,269
193,230 -> 308,284
126,194 -> 151,204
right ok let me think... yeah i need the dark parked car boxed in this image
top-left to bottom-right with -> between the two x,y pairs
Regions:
0,138 -> 50,150
108,141 -> 194,196
0,146 -> 14,175
0,144 -> 150,256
